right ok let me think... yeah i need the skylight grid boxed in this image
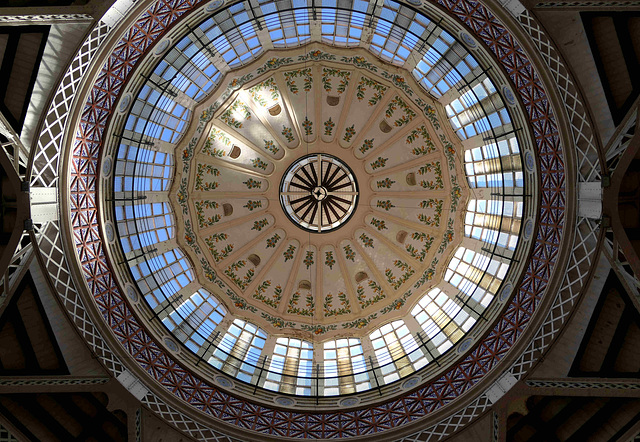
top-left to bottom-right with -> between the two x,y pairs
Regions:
369,320 -> 426,384
115,202 -> 174,254
323,338 -> 370,395
125,86 -> 190,144
411,288 -> 474,355
411,28 -> 475,97
463,136 -> 524,188
114,145 -> 173,192
369,2 -> 430,65
465,199 -> 523,250
319,0 -> 367,46
129,249 -> 194,310
445,78 -> 511,140
445,247 -> 508,308
155,36 -> 221,102
163,289 -> 227,353
210,319 -> 267,382
264,338 -> 314,395
260,0 -> 311,47
200,5 -> 263,67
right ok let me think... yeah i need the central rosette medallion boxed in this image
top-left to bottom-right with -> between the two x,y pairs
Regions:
280,154 -> 359,233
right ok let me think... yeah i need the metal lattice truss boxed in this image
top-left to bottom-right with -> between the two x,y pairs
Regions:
605,96 -> 639,175
33,221 -> 126,377
600,97 -> 640,308
0,425 -> 17,442
0,14 -> 93,24
525,379 -> 640,390
603,234 -> 640,302
135,408 -> 141,442
32,213 -> 236,441
510,217 -> 601,378
0,230 -> 33,306
0,113 -> 29,179
0,378 -> 110,387
518,11 -> 602,183
30,20 -> 110,188
142,395 -> 234,442
0,114 -> 32,306
402,217 -> 601,441
399,396 -> 493,442
25,0 -> 606,440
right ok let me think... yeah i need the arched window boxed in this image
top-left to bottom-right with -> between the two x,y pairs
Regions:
370,320 -> 426,384
445,247 -> 508,307
412,28 -> 479,98
125,85 -> 190,143
210,319 -> 267,383
115,202 -> 174,254
369,2 -> 430,65
129,249 -> 194,309
465,199 -> 523,250
323,338 -> 369,395
319,0 -> 367,46
199,3 -> 262,67
411,287 -> 476,356
445,79 -> 511,140
114,145 -> 174,192
263,337 -> 313,395
259,0 -> 311,47
162,289 -> 226,353
153,35 -> 221,102
464,136 -> 523,188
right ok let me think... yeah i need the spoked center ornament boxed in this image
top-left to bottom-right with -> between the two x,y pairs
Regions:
280,154 -> 359,233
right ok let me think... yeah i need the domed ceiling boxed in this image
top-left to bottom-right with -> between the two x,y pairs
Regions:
173,47 -> 469,340
50,0 -> 585,437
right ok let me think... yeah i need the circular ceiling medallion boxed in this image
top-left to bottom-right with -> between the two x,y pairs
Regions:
338,397 -> 360,407
460,32 -> 477,48
102,157 -> 112,176
457,337 -> 473,353
104,221 -> 115,242
164,337 -> 179,352
214,375 -> 234,389
205,0 -> 224,12
502,85 -> 516,106
274,396 -> 296,407
401,376 -> 421,390
154,38 -> 171,55
118,94 -> 131,113
279,154 -> 359,233
499,282 -> 514,302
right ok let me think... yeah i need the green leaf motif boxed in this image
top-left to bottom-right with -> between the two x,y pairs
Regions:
283,244 -> 296,261
324,118 -> 335,136
343,125 -> 356,142
376,200 -> 395,211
